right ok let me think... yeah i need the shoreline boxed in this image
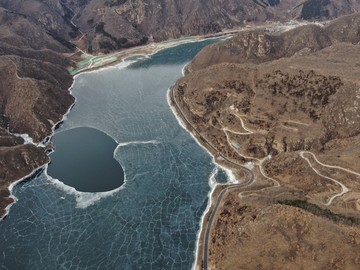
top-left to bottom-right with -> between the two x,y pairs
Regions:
44,162 -> 128,209
166,82 -> 254,270
0,17 -> 328,220
0,25 -> 255,266
0,80 -> 77,221
0,32 -> 233,221
69,31 -> 236,76
166,87 -> 221,270
0,165 -> 46,222
69,18 -> 322,76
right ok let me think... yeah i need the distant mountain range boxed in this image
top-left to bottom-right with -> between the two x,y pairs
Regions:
1,0 -> 360,54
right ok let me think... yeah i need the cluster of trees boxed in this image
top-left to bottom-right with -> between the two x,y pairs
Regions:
258,70 -> 343,120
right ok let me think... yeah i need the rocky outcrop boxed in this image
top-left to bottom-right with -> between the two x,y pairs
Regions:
0,145 -> 50,217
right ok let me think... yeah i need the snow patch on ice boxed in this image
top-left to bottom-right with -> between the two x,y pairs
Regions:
208,167 -> 218,188
45,165 -> 126,209
114,140 -> 161,157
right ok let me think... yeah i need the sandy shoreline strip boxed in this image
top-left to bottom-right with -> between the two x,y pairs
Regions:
69,18 -> 320,76
70,31 -> 236,76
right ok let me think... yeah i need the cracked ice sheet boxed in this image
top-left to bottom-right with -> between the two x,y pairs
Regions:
0,39 -> 222,270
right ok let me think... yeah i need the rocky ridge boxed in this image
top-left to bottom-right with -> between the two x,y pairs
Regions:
188,12 -> 360,71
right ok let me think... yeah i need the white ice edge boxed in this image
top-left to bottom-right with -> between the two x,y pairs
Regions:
44,164 -> 128,209
191,158 -> 239,270
0,81 -> 77,220
73,59 -> 137,77
1,56 -> 140,219
0,165 -> 46,221
191,170 -> 219,270
181,64 -> 188,77
167,85 -> 244,270
114,140 -> 161,157
208,167 -> 219,188
116,140 -> 161,147
218,164 -> 239,184
11,133 -> 37,146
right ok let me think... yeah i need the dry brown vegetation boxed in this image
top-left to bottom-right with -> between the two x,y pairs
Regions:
172,14 -> 360,269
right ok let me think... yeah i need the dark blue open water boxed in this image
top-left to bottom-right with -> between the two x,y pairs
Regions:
0,39 -> 224,269
48,127 -> 125,192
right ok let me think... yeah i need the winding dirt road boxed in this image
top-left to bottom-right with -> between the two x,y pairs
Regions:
169,87 -> 255,270
299,151 -> 360,206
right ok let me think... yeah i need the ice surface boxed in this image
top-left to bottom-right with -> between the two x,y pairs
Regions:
0,39 -> 221,269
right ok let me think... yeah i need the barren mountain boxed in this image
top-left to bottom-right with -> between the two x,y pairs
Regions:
0,2 -> 75,217
70,0 -> 360,53
188,12 -> 360,71
171,12 -> 360,269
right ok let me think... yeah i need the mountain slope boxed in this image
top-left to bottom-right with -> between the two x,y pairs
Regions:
0,4 -> 75,218
188,12 -> 360,72
171,12 -> 360,269
70,0 -> 360,53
